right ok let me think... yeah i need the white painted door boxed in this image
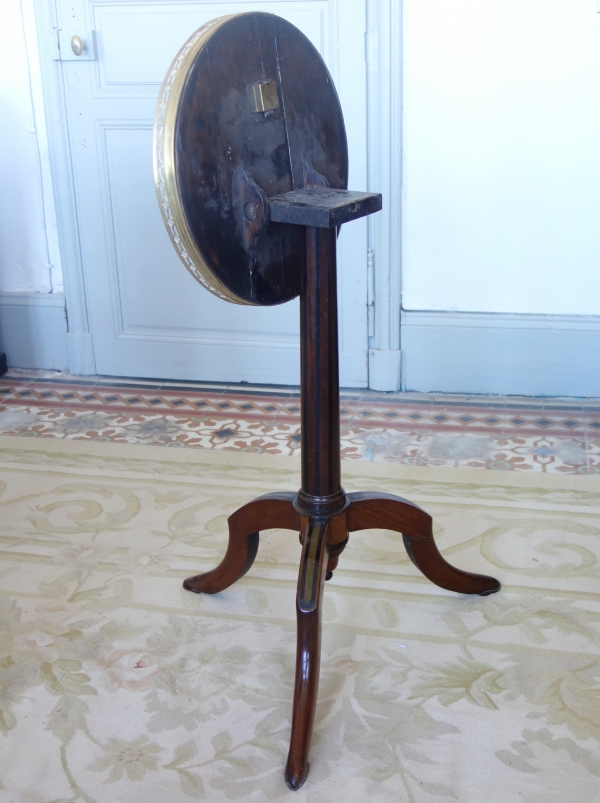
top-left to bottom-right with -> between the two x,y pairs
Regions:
56,0 -> 369,386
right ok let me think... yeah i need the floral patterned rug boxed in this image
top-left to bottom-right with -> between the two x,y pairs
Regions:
0,436 -> 599,802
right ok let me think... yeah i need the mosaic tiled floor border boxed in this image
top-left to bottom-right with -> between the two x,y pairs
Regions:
0,371 -> 599,474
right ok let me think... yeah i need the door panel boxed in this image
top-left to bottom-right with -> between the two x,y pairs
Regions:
58,0 -> 368,385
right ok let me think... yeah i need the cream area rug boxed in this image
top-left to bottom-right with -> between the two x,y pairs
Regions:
0,436 -> 599,803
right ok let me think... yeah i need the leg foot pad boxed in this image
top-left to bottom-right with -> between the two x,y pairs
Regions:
285,762 -> 309,791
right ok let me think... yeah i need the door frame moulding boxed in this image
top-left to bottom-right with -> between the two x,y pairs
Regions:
33,0 -> 95,375
366,0 -> 402,391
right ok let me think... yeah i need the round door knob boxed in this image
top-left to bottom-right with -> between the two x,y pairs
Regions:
71,35 -> 84,56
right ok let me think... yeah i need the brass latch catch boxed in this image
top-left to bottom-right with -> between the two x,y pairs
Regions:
248,80 -> 280,114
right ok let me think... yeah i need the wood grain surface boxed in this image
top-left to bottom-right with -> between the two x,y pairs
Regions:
173,13 -> 348,304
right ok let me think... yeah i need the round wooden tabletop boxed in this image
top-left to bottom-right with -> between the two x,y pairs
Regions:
154,12 -> 348,306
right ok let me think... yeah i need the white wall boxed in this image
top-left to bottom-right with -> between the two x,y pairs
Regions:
403,0 -> 600,316
0,0 -> 62,294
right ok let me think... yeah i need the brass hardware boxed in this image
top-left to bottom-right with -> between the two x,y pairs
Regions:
248,80 -> 280,114
153,15 -> 247,305
298,519 -> 328,612
71,35 -> 84,56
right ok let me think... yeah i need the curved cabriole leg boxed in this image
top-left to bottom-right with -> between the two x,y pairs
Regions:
285,517 -> 330,790
347,491 -> 500,596
183,492 -> 300,594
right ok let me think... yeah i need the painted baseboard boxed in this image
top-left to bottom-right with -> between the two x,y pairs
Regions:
401,310 -> 600,397
0,292 -> 68,371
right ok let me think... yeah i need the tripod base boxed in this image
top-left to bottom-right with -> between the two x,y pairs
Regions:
184,489 -> 500,789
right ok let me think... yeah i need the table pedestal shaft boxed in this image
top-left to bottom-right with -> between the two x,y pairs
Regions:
182,224 -> 500,792
298,226 -> 344,515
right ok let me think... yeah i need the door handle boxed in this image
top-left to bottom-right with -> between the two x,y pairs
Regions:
71,35 -> 84,56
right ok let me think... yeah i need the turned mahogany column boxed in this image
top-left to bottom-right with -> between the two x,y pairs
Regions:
297,226 -> 344,517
